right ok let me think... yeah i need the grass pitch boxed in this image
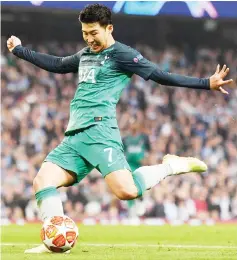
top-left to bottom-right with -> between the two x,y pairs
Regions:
1,224 -> 237,260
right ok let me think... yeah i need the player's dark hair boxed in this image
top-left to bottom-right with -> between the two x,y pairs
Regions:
79,4 -> 112,27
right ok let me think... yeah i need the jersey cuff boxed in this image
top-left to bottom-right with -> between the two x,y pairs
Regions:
12,45 -> 23,55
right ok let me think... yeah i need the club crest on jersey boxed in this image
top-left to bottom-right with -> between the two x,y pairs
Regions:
101,55 -> 110,65
79,68 -> 96,83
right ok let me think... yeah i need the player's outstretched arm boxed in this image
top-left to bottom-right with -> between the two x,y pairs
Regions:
114,44 -> 234,94
149,64 -> 234,94
7,36 -> 80,74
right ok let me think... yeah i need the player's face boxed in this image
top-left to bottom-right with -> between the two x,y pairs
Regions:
81,22 -> 113,53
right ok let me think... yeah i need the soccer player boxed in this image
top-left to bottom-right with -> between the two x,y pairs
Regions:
123,121 -> 151,214
123,122 -> 151,172
7,4 -> 233,254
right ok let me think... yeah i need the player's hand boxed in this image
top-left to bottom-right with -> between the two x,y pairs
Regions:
7,35 -> 22,52
209,64 -> 233,94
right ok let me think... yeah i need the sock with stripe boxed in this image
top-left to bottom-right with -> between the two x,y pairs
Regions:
132,164 -> 173,197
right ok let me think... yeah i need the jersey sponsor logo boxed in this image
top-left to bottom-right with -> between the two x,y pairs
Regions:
127,145 -> 142,153
79,67 -> 96,83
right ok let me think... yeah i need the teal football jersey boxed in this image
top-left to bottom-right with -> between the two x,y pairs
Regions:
65,41 -> 156,134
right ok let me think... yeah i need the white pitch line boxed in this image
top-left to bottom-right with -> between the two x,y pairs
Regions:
1,243 -> 40,246
1,243 -> 236,249
83,243 -> 237,249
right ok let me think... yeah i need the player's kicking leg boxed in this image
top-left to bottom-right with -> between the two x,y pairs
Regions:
24,162 -> 77,254
105,154 -> 207,200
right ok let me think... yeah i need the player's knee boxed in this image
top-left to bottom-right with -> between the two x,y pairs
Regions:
115,187 -> 137,200
33,174 -> 53,193
33,175 -> 44,193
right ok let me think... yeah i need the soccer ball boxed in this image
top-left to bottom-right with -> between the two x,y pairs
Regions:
41,215 -> 79,253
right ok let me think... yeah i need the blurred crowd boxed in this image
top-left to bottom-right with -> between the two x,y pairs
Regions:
1,39 -> 237,225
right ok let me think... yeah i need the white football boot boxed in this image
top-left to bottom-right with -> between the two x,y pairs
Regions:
163,154 -> 208,175
24,244 -> 70,254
